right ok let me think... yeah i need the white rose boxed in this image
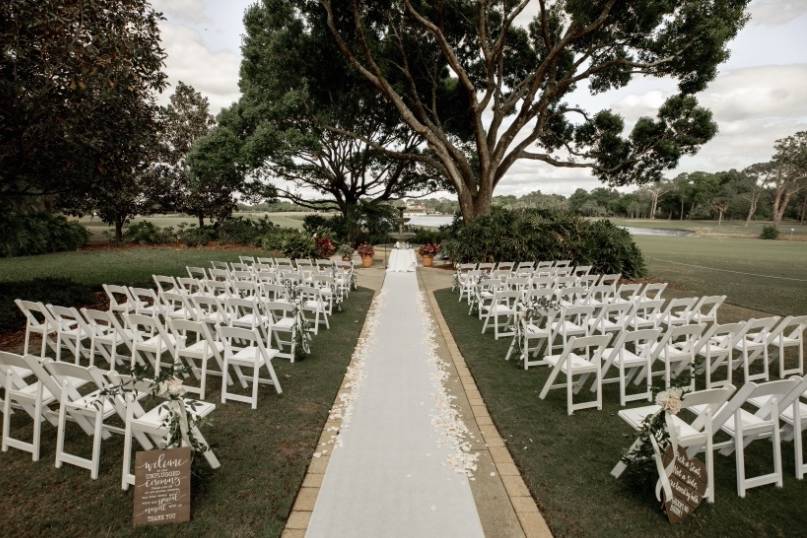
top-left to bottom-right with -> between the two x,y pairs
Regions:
655,388 -> 683,415
163,377 -> 186,398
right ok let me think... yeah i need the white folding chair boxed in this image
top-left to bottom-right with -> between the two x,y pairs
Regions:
187,266 -> 208,279
160,291 -> 195,321
612,385 -> 739,503
627,300 -> 664,330
81,308 -> 133,371
611,283 -> 642,305
299,285 -> 330,334
15,299 -> 57,357
128,287 -> 166,319
152,275 -> 179,295
768,315 -> 807,377
733,316 -> 780,382
218,325 -> 282,409
126,313 -> 178,376
691,295 -> 726,325
550,305 -> 595,354
696,322 -> 748,389
700,379 -> 799,498
587,302 -> 633,337
598,273 -> 621,289
539,334 -> 611,415
639,282 -> 667,301
600,328 -> 662,406
645,323 -> 706,390
504,290 -> 556,368
211,260 -> 230,270
47,305 -> 92,364
481,290 -> 519,339
267,302 -> 298,362
225,297 -> 272,340
103,284 -> 136,321
657,297 -> 698,327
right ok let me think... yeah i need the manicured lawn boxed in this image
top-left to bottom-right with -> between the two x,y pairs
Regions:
435,288 -> 807,537
0,246 -> 268,288
0,287 -> 373,536
609,218 -> 807,240
633,236 -> 807,316
78,211 -> 316,242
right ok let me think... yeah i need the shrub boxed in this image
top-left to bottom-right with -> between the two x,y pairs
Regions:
0,278 -> 96,331
178,225 -> 217,247
217,217 -> 275,245
281,231 -> 316,259
124,221 -> 170,244
0,213 -> 88,257
442,208 -> 646,278
302,214 -> 333,235
760,225 -> 779,240
412,227 -> 447,245
337,244 -> 354,258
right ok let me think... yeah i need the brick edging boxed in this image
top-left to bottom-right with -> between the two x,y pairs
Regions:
423,283 -> 554,538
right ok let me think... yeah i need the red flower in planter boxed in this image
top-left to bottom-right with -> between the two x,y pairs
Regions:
418,243 -> 440,256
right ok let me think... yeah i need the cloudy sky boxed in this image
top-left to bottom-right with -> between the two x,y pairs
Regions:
153,0 -> 807,196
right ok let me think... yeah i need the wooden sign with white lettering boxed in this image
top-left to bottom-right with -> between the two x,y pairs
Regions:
133,447 -> 192,527
661,445 -> 707,524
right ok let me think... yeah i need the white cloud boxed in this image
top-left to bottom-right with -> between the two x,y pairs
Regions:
748,0 -> 807,26
158,23 -> 241,112
152,0 -> 209,24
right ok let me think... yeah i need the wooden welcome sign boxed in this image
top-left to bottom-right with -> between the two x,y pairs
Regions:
133,447 -> 192,527
660,445 -> 707,524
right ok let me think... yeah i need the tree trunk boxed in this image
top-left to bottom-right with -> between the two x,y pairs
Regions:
745,197 -> 757,227
772,190 -> 792,225
114,217 -> 125,243
198,214 -> 205,227
680,198 -> 684,221
800,197 -> 807,224
458,188 -> 493,223
649,194 -> 658,220
718,210 -> 724,226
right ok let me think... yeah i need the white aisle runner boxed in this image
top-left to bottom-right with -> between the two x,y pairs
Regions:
306,271 -> 484,538
386,248 -> 417,272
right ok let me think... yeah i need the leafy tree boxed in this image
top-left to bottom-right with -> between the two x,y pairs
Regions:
0,0 -> 166,212
760,132 -> 807,225
317,0 -> 749,220
233,0 -> 441,239
154,82 -> 216,222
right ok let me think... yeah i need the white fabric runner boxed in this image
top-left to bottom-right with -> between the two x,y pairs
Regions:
386,248 -> 417,272
306,272 -> 484,538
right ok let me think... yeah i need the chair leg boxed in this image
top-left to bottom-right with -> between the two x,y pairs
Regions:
566,372 -> 574,416
121,422 -> 133,491
735,433 -> 746,498
251,366 -> 260,410
91,412 -> 103,480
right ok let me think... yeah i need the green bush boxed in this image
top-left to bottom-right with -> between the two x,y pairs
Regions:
217,216 -> 275,245
281,231 -> 316,259
0,213 -> 88,257
759,225 -> 779,240
411,226 -> 447,245
0,278 -> 96,331
125,221 -> 171,244
442,208 -> 646,278
178,225 -> 217,247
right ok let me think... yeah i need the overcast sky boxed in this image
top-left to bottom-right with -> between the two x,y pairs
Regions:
152,0 -> 807,196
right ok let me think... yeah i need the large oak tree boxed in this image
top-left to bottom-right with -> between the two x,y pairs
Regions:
313,0 -> 750,220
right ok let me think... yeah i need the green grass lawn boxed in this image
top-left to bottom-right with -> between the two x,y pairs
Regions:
0,287 -> 373,537
633,235 -> 807,316
78,212 -> 317,243
435,288 -> 807,538
608,218 -> 807,239
0,246 -> 269,288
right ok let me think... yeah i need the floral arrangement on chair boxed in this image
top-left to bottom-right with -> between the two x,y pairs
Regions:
418,243 -> 440,257
356,243 -> 375,258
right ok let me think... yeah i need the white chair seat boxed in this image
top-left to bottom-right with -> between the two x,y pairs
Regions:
140,334 -> 179,351
69,391 -> 117,416
748,395 -> 807,426
273,318 -> 295,330
608,348 -> 646,366
484,304 -> 514,315
544,352 -> 597,373
524,323 -> 550,336
552,320 -> 586,333
182,340 -> 224,357
303,300 -> 326,310
230,347 -> 274,366
133,399 -> 216,428
772,335 -> 799,346
233,314 -> 272,326
618,405 -> 704,445
691,403 -> 771,435
699,342 -> 730,355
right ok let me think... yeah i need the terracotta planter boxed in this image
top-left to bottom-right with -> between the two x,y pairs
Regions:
421,255 -> 433,267
361,255 -> 374,268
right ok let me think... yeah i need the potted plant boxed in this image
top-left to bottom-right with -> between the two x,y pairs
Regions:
337,243 -> 354,262
356,243 -> 375,267
314,233 -> 337,258
418,243 -> 440,267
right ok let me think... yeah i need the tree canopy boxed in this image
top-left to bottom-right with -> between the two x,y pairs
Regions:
312,0 -> 750,220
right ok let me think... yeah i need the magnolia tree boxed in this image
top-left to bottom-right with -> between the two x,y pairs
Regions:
311,0 -> 750,221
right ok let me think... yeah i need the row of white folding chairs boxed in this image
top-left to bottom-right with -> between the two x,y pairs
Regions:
217,257 -> 351,272
105,278 -> 331,338
14,298 -> 286,406
456,260 -> 574,273
150,273 -> 340,320
478,283 -> 674,339
613,375 -> 807,501
0,350 -> 219,488
466,272 -> 623,314
185,267 -> 352,303
456,265 -> 593,299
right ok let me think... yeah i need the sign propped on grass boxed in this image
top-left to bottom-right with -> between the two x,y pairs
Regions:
661,445 -> 707,524
133,448 -> 191,527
